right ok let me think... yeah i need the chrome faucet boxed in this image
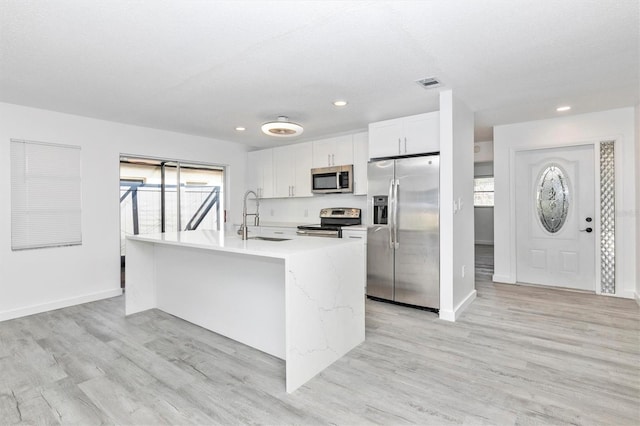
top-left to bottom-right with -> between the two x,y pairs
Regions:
239,190 -> 260,240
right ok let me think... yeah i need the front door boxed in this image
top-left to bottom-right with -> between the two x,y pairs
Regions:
515,145 -> 595,290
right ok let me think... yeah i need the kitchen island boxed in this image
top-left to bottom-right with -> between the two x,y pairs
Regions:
125,230 -> 365,393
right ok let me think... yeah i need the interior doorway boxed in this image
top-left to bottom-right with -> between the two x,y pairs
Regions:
119,156 -> 225,288
514,145 -> 595,291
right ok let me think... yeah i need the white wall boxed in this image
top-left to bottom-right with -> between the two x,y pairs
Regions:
474,141 -> 494,163
635,104 -> 640,305
0,102 -> 248,321
474,162 -> 493,175
493,107 -> 637,299
257,194 -> 367,224
439,90 -> 476,321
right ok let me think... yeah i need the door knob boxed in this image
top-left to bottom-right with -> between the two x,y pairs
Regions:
579,227 -> 593,233
585,217 -> 592,222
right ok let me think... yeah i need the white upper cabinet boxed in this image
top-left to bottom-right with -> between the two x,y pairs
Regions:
368,111 -> 440,158
248,132 -> 367,198
247,149 -> 274,198
312,135 -> 354,167
352,131 -> 368,195
273,142 -> 312,198
368,120 -> 399,159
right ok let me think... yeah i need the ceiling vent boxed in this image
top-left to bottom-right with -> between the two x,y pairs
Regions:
415,77 -> 441,89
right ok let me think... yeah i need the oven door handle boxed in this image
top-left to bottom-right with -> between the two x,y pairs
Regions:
296,229 -> 340,237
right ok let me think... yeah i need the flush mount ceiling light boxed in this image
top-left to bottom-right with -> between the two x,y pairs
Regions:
556,105 -> 571,112
333,100 -> 348,107
235,126 -> 246,131
261,116 -> 304,137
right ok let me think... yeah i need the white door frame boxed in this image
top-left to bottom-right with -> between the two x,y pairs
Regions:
507,138 -> 613,295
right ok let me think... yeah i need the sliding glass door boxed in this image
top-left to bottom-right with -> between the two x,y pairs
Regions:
119,156 -> 225,287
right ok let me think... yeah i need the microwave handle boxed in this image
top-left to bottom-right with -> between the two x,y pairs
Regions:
336,172 -> 340,189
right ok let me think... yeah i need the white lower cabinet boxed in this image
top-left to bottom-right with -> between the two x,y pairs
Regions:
341,228 -> 367,287
341,228 -> 367,242
260,226 -> 299,239
232,225 -> 299,239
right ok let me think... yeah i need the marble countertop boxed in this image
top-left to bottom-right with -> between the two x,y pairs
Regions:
343,225 -> 367,231
232,221 -> 314,228
127,230 -> 360,259
232,222 -> 368,231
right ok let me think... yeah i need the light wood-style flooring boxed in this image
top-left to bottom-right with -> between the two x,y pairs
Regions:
1,245 -> 638,425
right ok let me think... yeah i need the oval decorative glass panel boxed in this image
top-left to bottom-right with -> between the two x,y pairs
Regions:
536,165 -> 570,233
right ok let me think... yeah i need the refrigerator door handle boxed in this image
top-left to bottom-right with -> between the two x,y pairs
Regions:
393,179 -> 399,248
388,178 -> 395,248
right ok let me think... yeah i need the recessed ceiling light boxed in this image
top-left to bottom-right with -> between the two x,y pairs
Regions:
235,126 -> 246,131
333,100 -> 348,107
556,106 -> 571,112
261,116 -> 304,138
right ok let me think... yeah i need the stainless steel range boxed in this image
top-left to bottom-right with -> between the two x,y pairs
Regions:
296,208 -> 361,238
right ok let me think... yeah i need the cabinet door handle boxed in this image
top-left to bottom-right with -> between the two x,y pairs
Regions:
332,154 -> 335,165
404,137 -> 407,153
328,154 -> 331,166
291,185 -> 295,196
398,138 -> 401,154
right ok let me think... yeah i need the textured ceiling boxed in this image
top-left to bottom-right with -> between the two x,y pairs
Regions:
1,0 -> 638,149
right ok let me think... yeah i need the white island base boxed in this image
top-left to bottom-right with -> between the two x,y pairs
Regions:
125,230 -> 365,393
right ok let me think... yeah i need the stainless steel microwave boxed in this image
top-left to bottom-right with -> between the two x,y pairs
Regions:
311,164 -> 353,194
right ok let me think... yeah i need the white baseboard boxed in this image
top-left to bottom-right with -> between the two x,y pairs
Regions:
0,288 -> 123,322
475,240 -> 494,246
492,274 -> 516,284
607,289 -> 638,300
439,289 -> 477,322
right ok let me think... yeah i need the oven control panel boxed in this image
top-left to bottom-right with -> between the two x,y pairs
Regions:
319,208 -> 361,219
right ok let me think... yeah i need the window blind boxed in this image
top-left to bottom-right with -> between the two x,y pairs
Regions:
11,139 -> 82,250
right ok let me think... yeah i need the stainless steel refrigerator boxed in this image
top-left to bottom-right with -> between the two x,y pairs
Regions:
367,155 -> 439,310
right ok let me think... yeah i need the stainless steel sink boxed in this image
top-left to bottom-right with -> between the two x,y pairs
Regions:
249,236 -> 291,242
